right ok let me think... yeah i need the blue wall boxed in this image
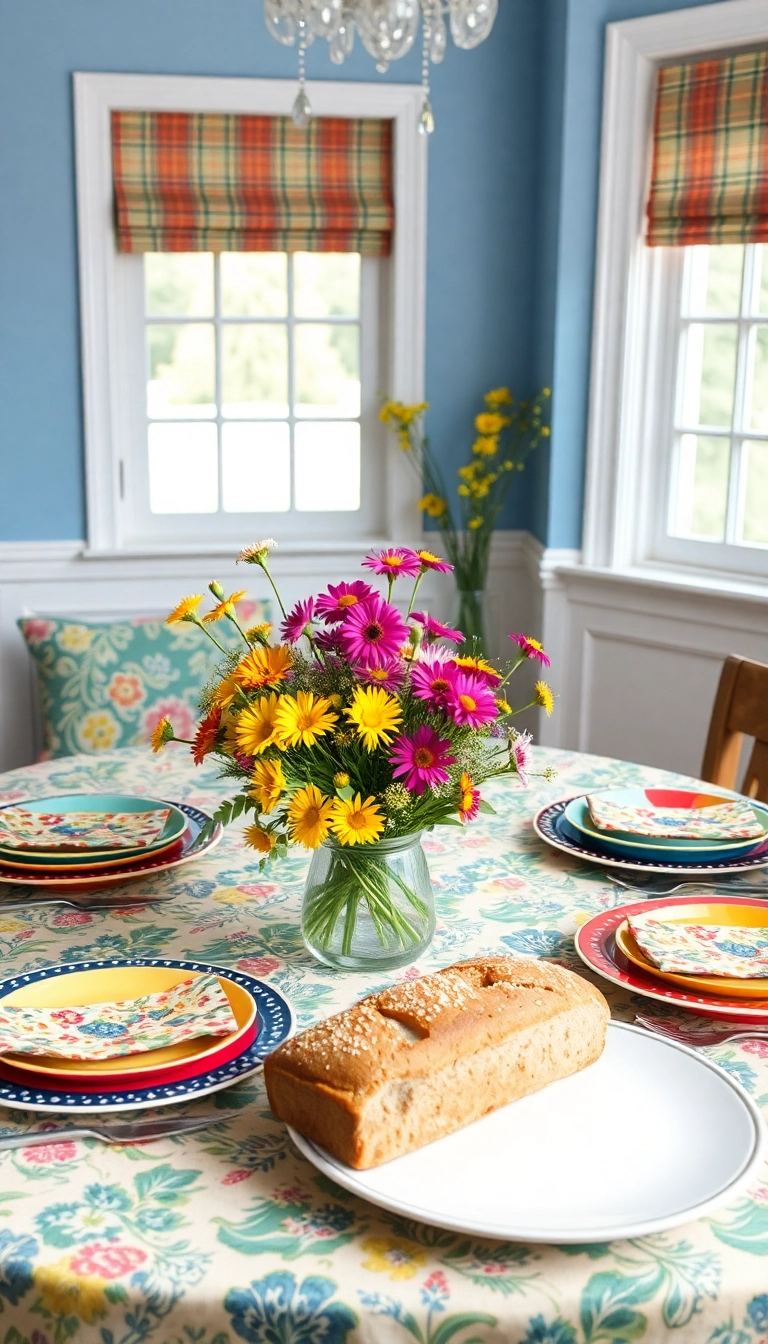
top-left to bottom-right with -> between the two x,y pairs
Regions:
0,0 -> 540,541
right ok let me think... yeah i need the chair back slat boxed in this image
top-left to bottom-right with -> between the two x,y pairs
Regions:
702,655 -> 768,799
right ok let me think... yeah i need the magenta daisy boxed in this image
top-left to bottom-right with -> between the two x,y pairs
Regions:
362,548 -> 421,580
356,659 -> 406,694
339,595 -> 410,668
316,580 -> 375,625
280,597 -> 314,644
414,549 -> 453,574
508,633 -> 551,667
410,658 -> 457,708
510,729 -> 534,785
390,725 -> 456,795
314,627 -> 344,655
445,671 -> 498,727
410,612 -> 464,645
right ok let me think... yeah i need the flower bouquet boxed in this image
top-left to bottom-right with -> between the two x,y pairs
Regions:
380,387 -> 551,649
155,540 -> 553,971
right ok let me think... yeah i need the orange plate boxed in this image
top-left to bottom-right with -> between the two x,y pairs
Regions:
615,910 -> 768,1001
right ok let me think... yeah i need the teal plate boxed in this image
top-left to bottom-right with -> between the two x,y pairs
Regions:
565,792 -> 768,865
0,794 -> 188,866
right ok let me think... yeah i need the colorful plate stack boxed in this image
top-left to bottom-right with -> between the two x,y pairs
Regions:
535,786 -> 768,876
0,793 -> 223,889
576,896 -> 768,1022
0,959 -> 293,1112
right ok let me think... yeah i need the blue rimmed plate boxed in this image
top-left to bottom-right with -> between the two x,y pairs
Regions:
564,794 -> 768,864
0,794 -> 188,865
0,958 -> 293,1112
534,798 -> 768,876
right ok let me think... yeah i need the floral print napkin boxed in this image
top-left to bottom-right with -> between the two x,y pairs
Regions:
0,974 -> 239,1060
587,795 -> 764,841
627,914 -> 768,978
0,806 -> 171,852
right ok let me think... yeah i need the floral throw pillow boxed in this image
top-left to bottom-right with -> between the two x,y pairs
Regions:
18,603 -> 270,760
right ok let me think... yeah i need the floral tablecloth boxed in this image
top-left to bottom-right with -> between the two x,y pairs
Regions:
0,745 -> 767,1344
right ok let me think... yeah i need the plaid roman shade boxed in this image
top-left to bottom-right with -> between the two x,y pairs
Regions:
647,50 -> 768,246
111,111 -> 394,255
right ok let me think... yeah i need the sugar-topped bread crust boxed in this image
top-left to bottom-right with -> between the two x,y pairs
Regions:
264,956 -> 609,1169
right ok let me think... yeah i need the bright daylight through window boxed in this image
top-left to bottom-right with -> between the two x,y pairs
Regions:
670,243 -> 768,552
144,250 -> 363,517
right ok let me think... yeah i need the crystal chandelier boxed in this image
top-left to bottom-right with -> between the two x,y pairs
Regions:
264,0 -> 498,133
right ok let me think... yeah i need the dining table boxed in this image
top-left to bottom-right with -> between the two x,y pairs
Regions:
1,742 -> 767,1344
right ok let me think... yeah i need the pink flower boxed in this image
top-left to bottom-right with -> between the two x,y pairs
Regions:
23,1141 -> 78,1164
362,548 -> 421,579
222,1169 -> 252,1185
314,627 -> 344,654
510,729 -> 534,785
142,697 -> 195,743
742,1040 -> 768,1058
280,597 -> 314,644
339,595 -> 409,668
414,550 -> 453,574
50,1009 -> 84,1025
423,1270 -> 450,1296
355,659 -> 406,694
445,672 -> 498,727
316,581 -> 376,624
237,955 -> 280,974
51,912 -> 93,928
21,618 -> 56,646
410,658 -> 456,708
508,633 -> 551,666
410,612 -> 464,645
70,1243 -> 147,1280
107,673 -> 145,710
390,725 -> 456,795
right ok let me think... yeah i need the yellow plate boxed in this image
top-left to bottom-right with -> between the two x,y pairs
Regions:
0,967 -> 256,1079
0,835 -> 182,873
615,903 -> 768,1000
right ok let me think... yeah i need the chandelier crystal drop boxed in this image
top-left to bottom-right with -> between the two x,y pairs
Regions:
266,0 -> 498,133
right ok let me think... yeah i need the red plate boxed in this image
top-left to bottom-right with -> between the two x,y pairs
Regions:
575,896 -> 768,1021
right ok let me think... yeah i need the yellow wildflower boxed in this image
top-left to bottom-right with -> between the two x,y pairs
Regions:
34,1258 -> 108,1325
166,595 -> 204,625
535,680 -> 555,716
475,412 -> 508,435
250,758 -> 286,813
345,686 -> 402,751
234,693 -> 283,756
458,484 -> 471,497
274,691 -> 338,748
245,622 -> 272,644
244,824 -> 276,855
542,425 -> 551,436
495,696 -> 512,714
287,784 -> 334,849
203,590 -> 247,623
468,517 -> 483,529
329,794 -> 385,846
150,716 -> 175,754
212,670 -> 244,710
472,435 -> 499,456
419,493 -> 447,517
484,386 -> 513,407
360,1236 -> 427,1281
333,771 -> 350,788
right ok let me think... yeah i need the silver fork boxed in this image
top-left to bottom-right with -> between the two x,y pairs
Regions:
608,874 -> 768,898
0,892 -> 174,913
635,1013 -> 768,1048
0,1111 -> 225,1152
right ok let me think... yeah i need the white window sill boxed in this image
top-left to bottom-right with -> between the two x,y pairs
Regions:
550,557 -> 768,605
81,538 -> 396,561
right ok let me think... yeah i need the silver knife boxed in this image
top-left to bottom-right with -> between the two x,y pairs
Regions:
0,1111 -> 225,1151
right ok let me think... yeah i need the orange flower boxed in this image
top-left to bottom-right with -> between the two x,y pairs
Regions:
191,706 -> 222,765
234,645 -> 293,691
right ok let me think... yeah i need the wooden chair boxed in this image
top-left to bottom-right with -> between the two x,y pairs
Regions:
702,656 -> 768,804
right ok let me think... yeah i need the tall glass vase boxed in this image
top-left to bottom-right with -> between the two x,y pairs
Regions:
301,833 -> 435,972
455,588 -> 486,652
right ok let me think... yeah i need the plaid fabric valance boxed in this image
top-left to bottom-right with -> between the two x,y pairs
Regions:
111,111 -> 394,255
647,50 -> 768,246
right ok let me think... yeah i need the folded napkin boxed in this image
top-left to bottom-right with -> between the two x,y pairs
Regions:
587,795 -> 764,841
0,806 -> 171,852
0,974 -> 238,1060
627,914 -> 768,978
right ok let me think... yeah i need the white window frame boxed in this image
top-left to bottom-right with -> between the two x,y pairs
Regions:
74,71 -> 427,556
583,0 -> 768,585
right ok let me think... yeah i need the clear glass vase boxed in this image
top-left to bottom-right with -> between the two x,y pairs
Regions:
301,832 -> 436,972
456,588 -> 486,652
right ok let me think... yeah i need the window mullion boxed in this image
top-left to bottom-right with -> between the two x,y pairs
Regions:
214,255 -> 224,515
287,254 -> 296,511
725,245 -> 756,543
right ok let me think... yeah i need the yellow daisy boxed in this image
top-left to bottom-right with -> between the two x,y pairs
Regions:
166,595 -> 204,625
475,412 -> 508,435
274,691 -> 338,748
250,758 -> 285,814
418,493 -> 447,518
150,717 -> 174,753
212,670 -> 244,710
244,824 -> 276,855
287,784 -> 334,849
202,590 -> 247,623
234,644 -> 293,691
535,680 -> 555,716
329,794 -> 384,846
245,622 -> 272,644
454,654 -> 501,684
345,686 -> 402,752
234,693 -> 283,756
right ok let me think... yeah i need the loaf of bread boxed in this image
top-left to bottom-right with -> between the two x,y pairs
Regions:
264,956 -> 609,1169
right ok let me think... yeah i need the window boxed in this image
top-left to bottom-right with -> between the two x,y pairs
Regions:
74,73 -> 426,554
